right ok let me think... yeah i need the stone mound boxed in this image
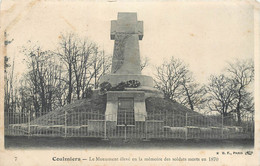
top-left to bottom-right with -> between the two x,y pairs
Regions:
145,97 -> 220,127
30,95 -> 107,126
30,95 -> 220,127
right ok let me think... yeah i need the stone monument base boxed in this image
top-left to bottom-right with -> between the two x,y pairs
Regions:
105,91 -> 146,122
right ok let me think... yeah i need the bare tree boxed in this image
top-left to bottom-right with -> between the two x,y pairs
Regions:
238,91 -> 254,118
6,33 -> 112,117
71,37 -> 93,99
4,31 -> 14,114
4,56 -> 14,113
21,43 -> 64,117
55,33 -> 77,103
226,59 -> 254,125
88,45 -> 111,90
180,74 -> 207,111
206,74 -> 237,117
155,57 -> 189,101
55,33 -> 112,101
140,56 -> 149,71
155,56 -> 206,112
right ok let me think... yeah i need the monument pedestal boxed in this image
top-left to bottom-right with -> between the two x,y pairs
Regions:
106,91 -> 146,122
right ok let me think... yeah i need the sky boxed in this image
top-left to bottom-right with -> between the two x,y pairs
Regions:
1,0 -> 255,84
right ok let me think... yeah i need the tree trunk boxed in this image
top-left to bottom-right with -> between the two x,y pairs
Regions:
183,83 -> 194,111
67,63 -> 72,104
236,89 -> 242,125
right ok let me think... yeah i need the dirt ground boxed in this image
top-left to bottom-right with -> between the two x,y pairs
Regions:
5,136 -> 254,149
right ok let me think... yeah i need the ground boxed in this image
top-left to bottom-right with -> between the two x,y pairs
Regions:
5,136 -> 254,149
7,94 -> 252,146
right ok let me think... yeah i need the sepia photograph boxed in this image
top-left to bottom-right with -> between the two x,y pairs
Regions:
0,0 -> 259,165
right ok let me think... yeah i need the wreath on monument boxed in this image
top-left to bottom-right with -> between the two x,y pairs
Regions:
99,80 -> 141,94
100,82 -> 112,94
126,80 -> 141,88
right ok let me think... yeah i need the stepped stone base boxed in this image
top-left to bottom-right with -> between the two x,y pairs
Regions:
99,74 -> 164,98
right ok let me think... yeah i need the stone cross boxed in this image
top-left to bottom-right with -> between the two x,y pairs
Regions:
110,12 -> 143,75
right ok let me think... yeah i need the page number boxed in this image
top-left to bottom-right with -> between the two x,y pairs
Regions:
14,157 -> 17,161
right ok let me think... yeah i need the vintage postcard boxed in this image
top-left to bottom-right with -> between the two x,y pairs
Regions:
0,0 -> 259,165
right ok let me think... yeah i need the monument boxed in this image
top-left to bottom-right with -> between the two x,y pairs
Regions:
100,12 -> 163,124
